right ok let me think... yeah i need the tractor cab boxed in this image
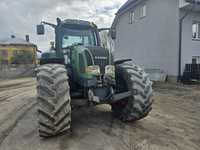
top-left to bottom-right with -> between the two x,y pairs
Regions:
58,19 -> 100,48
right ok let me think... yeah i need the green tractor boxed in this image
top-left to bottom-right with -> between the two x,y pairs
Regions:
36,18 -> 153,137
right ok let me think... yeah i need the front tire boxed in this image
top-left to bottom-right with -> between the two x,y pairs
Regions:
112,62 -> 153,122
36,64 -> 71,137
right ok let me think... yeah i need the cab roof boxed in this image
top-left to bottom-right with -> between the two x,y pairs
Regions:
61,19 -> 97,29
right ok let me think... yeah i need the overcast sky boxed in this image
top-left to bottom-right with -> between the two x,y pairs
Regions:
0,0 -> 126,51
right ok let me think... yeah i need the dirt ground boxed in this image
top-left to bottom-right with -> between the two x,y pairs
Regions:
0,78 -> 199,150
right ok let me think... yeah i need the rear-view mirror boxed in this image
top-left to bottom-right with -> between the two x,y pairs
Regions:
37,24 -> 45,35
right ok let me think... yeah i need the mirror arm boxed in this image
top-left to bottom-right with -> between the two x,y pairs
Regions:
41,21 -> 56,29
98,28 -> 110,32
37,49 -> 42,53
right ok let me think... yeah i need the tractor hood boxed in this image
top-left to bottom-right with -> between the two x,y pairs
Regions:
86,46 -> 112,74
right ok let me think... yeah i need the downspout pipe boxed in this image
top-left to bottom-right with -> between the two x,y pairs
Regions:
178,6 -> 195,82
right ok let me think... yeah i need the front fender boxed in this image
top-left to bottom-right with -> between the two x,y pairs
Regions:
114,59 -> 132,65
40,52 -> 65,65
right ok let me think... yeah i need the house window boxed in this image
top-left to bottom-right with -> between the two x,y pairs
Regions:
192,22 -> 200,40
139,4 -> 146,18
129,11 -> 135,24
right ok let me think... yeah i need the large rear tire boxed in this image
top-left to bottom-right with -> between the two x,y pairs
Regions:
36,64 -> 71,137
112,62 -> 153,122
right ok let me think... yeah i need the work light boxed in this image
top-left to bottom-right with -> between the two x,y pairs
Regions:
105,65 -> 115,76
85,65 -> 100,75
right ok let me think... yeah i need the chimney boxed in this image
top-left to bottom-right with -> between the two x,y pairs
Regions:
25,35 -> 30,42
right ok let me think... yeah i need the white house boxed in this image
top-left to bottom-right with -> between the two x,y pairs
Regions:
111,0 -> 200,81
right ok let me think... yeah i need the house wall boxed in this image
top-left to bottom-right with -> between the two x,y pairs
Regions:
0,45 -> 37,64
181,10 -> 200,73
114,0 -> 179,77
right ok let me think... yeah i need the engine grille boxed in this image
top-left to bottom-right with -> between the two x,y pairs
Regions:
87,46 -> 110,74
94,57 -> 109,74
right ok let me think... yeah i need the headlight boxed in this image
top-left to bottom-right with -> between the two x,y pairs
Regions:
85,65 -> 100,75
105,65 -> 115,75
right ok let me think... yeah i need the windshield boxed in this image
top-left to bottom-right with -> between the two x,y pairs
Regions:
62,29 -> 96,48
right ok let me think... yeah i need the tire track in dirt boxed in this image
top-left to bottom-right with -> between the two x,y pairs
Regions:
0,82 -> 34,91
101,116 -> 131,150
0,78 -> 37,146
0,86 -> 35,103
0,96 -> 35,125
0,99 -> 36,145
0,79 -> 35,90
